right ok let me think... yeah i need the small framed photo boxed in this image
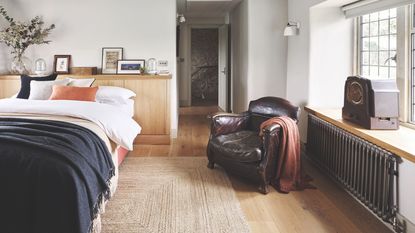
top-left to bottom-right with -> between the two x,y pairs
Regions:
117,59 -> 145,75
102,47 -> 123,74
53,55 -> 71,74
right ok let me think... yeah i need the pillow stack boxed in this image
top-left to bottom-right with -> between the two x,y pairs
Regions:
14,75 -> 136,116
16,74 -> 58,99
15,75 -> 96,101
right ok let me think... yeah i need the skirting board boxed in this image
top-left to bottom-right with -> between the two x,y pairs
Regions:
396,213 -> 415,233
135,135 -> 171,145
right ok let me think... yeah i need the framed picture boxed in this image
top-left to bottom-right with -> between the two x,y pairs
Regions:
117,59 -> 145,75
53,55 -> 71,74
102,47 -> 123,74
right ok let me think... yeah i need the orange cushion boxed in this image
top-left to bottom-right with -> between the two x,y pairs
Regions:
49,85 -> 98,102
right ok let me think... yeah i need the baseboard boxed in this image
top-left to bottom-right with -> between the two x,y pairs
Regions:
397,213 -> 415,233
179,100 -> 190,107
171,128 -> 178,138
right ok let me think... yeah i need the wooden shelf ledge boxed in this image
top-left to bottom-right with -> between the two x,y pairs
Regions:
0,74 -> 172,80
305,107 -> 415,163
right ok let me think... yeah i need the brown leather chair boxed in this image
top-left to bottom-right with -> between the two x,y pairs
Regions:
207,97 -> 300,194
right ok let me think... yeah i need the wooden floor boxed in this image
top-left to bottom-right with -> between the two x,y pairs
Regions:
132,106 -> 393,233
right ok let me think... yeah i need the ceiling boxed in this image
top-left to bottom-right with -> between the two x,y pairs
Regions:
177,0 -> 243,18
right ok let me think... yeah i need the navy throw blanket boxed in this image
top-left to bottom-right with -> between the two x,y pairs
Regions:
0,118 -> 115,233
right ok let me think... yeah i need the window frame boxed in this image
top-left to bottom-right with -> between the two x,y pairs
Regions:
358,9 -> 398,79
354,6 -> 414,126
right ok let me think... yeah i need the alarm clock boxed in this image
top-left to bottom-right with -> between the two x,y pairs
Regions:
342,76 -> 399,130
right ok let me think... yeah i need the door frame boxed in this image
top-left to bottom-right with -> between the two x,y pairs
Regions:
183,23 -> 230,110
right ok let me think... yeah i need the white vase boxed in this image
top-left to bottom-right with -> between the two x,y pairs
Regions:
10,55 -> 32,75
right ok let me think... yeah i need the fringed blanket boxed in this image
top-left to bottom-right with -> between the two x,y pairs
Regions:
0,118 -> 115,233
260,116 -> 314,193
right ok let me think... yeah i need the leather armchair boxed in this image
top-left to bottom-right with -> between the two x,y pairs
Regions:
207,97 -> 300,194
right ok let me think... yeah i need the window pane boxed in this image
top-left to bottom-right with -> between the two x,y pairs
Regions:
370,52 -> 379,65
390,67 -> 396,78
390,35 -> 397,50
370,37 -> 378,50
379,20 -> 389,35
370,12 -> 379,21
370,66 -> 379,77
362,15 -> 370,23
390,18 -> 397,34
362,66 -> 370,76
390,8 -> 397,18
390,51 -> 397,67
379,10 -> 389,20
370,22 -> 379,36
362,23 -> 370,37
379,36 -> 389,50
362,52 -> 370,65
362,38 -> 370,51
379,51 -> 390,66
379,67 -> 389,78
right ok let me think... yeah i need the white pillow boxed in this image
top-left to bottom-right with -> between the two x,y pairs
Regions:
67,78 -> 95,87
96,86 -> 136,104
100,98 -> 135,118
29,79 -> 70,100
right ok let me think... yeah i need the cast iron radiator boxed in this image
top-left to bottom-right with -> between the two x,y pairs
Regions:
307,114 -> 400,230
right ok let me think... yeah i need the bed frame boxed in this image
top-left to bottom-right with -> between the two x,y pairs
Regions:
0,74 -> 172,145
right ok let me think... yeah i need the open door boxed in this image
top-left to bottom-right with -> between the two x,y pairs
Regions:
218,24 -> 229,112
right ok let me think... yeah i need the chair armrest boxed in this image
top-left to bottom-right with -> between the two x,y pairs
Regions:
209,112 -> 250,137
261,124 -> 281,136
259,123 -> 282,181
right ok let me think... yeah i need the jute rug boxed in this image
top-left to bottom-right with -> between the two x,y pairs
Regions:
101,157 -> 251,233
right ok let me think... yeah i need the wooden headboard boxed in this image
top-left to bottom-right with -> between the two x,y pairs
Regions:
0,74 -> 171,145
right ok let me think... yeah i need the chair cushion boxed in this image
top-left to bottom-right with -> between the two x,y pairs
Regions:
210,131 -> 263,163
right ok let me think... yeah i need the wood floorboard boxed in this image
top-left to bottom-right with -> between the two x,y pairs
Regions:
131,106 -> 393,233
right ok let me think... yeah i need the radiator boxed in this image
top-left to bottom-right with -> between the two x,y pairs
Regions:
307,115 -> 400,230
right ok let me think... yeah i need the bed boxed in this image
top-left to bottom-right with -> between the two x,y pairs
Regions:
0,98 -> 141,233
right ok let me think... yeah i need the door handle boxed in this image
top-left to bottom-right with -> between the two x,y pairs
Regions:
221,67 -> 227,75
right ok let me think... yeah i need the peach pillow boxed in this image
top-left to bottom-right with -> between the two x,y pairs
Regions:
49,85 -> 98,102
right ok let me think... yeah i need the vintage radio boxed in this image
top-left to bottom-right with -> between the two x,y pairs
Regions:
342,76 -> 399,130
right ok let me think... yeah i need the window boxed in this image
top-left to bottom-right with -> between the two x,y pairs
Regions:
359,9 -> 397,79
357,6 -> 415,125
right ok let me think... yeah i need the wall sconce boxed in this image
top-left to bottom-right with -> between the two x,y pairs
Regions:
284,22 -> 300,36
177,14 -> 186,24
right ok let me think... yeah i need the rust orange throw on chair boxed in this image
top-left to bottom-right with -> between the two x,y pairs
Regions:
260,116 -> 314,193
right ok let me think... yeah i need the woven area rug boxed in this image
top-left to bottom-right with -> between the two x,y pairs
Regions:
101,157 -> 250,233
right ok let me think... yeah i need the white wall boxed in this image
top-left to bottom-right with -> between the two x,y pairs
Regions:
0,0 -> 179,136
230,0 -> 249,113
309,6 -> 354,107
286,0 -> 325,141
230,0 -> 288,113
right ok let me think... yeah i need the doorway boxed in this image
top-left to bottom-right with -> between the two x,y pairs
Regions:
190,28 -> 219,106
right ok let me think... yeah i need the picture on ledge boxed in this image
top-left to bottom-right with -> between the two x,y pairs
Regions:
117,59 -> 145,75
53,55 -> 71,74
102,47 -> 123,74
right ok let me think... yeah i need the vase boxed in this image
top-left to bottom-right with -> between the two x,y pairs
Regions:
10,55 -> 32,75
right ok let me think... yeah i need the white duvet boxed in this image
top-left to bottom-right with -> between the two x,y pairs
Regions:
0,99 -> 141,150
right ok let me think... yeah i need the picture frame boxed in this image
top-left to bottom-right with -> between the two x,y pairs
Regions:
117,59 -> 145,75
102,47 -> 123,74
53,55 -> 71,74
